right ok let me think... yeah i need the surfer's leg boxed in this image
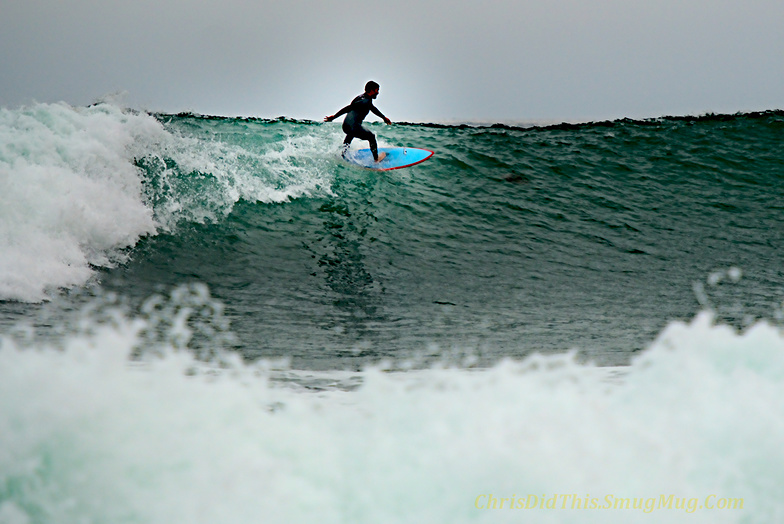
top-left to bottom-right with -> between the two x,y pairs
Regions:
341,127 -> 354,158
342,123 -> 354,144
356,126 -> 378,161
368,134 -> 378,161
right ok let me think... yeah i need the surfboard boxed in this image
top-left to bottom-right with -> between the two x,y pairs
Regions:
342,147 -> 434,171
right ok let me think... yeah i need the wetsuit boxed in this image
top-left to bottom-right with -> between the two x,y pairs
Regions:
332,94 -> 388,160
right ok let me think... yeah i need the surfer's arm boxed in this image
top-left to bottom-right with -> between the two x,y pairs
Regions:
370,105 -> 391,125
324,104 -> 352,122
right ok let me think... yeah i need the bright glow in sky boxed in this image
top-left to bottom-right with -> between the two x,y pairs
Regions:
2,0 -> 782,122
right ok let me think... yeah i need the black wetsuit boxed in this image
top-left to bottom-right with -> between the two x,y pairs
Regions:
333,94 -> 388,160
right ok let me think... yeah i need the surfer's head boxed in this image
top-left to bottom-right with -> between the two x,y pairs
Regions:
365,81 -> 380,98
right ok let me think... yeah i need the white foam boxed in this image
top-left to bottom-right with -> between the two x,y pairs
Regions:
0,104 -> 337,302
0,103 -> 160,302
0,294 -> 781,523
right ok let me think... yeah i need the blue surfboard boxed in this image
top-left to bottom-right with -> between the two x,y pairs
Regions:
343,147 -> 434,171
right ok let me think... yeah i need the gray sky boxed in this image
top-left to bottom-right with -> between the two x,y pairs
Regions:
2,0 -> 782,122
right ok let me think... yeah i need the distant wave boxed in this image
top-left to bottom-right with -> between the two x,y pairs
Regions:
161,108 -> 784,131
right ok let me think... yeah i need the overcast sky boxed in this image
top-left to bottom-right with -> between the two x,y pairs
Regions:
2,0 -> 782,123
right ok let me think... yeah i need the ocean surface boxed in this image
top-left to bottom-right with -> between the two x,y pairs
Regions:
1,102 -> 783,523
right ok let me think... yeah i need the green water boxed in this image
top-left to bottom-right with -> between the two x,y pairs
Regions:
2,104 -> 784,524
76,111 -> 784,368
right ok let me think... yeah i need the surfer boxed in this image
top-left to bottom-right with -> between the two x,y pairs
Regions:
324,81 -> 391,162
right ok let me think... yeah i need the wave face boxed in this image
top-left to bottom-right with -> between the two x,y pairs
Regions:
1,105 -> 783,363
1,104 -> 783,522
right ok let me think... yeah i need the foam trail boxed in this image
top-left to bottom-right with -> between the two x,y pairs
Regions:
0,293 -> 782,523
136,121 -> 335,228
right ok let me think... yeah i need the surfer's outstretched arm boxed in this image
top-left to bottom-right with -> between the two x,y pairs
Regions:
370,105 -> 391,124
324,105 -> 351,122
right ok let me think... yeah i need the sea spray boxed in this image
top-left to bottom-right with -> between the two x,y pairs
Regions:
1,287 -> 783,523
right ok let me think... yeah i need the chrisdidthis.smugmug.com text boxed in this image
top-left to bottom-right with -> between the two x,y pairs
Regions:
475,493 -> 743,513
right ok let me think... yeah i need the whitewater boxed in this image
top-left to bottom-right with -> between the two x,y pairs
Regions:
1,102 -> 783,523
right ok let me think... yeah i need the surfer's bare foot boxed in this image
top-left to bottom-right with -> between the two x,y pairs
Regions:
375,152 -> 387,162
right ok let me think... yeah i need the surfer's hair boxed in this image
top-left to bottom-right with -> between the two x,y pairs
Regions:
365,81 -> 379,93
